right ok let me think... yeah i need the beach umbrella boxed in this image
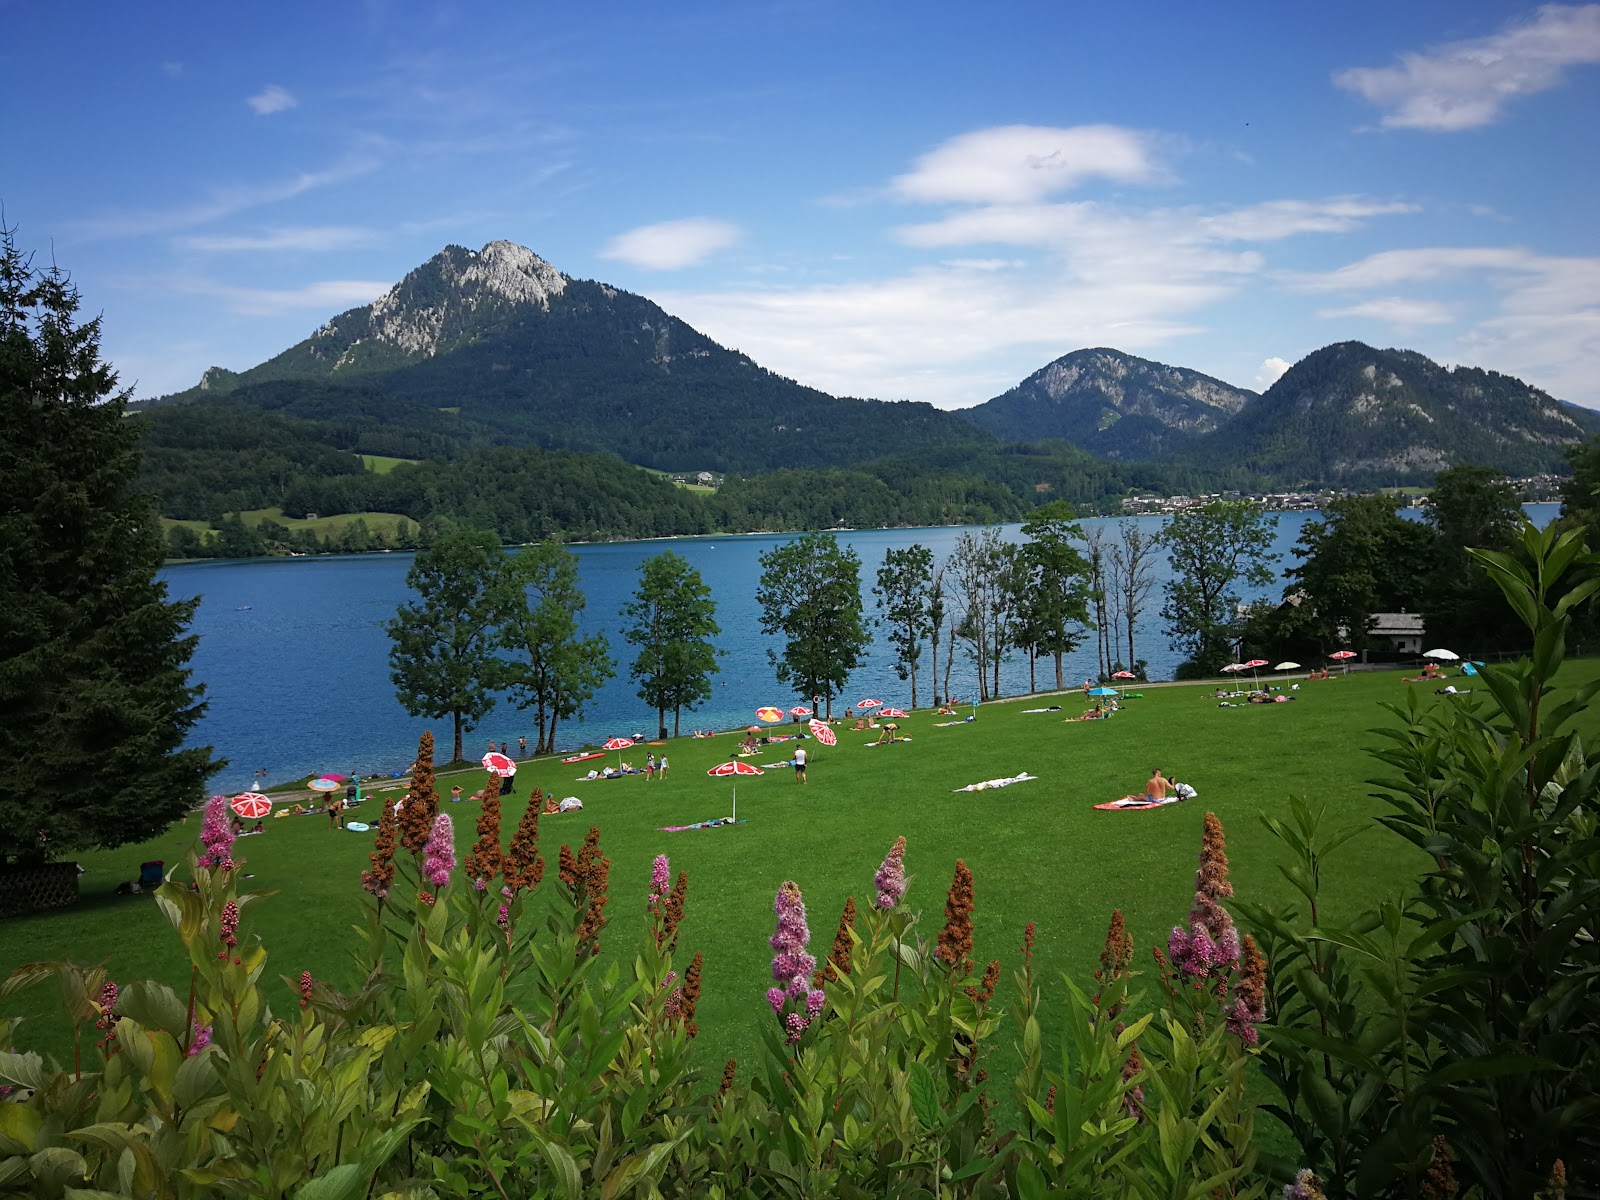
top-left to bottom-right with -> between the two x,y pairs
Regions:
1220,663 -> 1244,675
1274,662 -> 1301,671
1242,657 -> 1268,686
707,759 -> 764,822
788,706 -> 812,717
808,718 -> 837,746
307,777 -> 341,793
603,736 -> 634,767
1328,651 -> 1357,660
1111,670 -> 1136,680
856,698 -> 882,710
230,792 -> 272,819
315,773 -> 349,782
746,725 -> 762,734
1423,648 -> 1459,661
482,751 -> 516,777
877,708 -> 908,718
755,706 -> 783,723
1087,686 -> 1118,698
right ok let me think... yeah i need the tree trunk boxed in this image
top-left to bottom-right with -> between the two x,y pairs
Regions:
1127,615 -> 1136,672
453,711 -> 464,764
548,711 -> 560,754
1054,652 -> 1064,691
673,706 -> 681,738
1029,651 -> 1037,694
930,633 -> 940,707
658,705 -> 667,741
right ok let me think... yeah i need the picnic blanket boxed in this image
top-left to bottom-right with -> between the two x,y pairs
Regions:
1095,794 -> 1178,811
658,817 -> 748,833
952,772 -> 1037,792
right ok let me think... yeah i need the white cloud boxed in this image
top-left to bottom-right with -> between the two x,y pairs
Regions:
169,277 -> 392,316
174,227 -> 375,253
599,218 -> 743,270
891,125 -> 1160,205
1255,357 -> 1292,390
1316,297 -> 1456,326
247,85 -> 299,116
1334,4 -> 1600,130
66,156 -> 380,241
1290,245 -> 1600,404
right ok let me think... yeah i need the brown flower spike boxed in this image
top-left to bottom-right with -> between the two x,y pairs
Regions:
399,732 -> 439,855
658,870 -> 689,954
574,827 -> 610,956
361,798 -> 398,898
936,859 -> 975,971
504,799 -> 544,892
558,843 -> 578,890
681,950 -> 703,1038
463,773 -> 503,884
815,895 -> 856,987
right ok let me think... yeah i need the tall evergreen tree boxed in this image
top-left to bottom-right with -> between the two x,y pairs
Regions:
387,525 -> 507,763
499,542 -> 614,754
755,532 -> 869,718
621,551 -> 720,738
873,545 -> 934,709
0,225 -> 218,866
1018,502 -> 1092,690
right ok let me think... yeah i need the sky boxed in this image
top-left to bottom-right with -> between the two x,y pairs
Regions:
3,1 -> 1598,410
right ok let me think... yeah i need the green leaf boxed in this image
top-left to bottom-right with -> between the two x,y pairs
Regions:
293,1163 -> 367,1200
907,1060 -> 941,1132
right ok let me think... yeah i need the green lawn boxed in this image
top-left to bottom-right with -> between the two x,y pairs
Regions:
358,454 -> 419,474
6,665 -> 1594,1075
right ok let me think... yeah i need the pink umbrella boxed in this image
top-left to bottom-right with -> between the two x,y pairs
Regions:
755,707 -> 783,723
788,706 -> 812,717
1220,664 -> 1244,674
856,698 -> 882,710
231,792 -> 272,820
307,777 -> 341,793
877,708 -> 908,719
808,719 -> 837,746
707,759 -> 764,822
1111,671 -> 1136,680
482,751 -> 516,777
1329,650 -> 1357,660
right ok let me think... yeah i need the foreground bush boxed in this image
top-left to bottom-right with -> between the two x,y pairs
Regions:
0,519 -> 1594,1198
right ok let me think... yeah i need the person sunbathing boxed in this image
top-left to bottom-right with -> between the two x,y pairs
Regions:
936,705 -> 958,716
851,718 -> 868,731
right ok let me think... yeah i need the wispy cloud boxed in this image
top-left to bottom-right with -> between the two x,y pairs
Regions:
1316,296 -> 1456,327
1290,245 -> 1600,402
174,227 -> 376,253
892,125 -> 1161,205
66,155 -> 380,241
1334,4 -> 1600,130
159,61 -> 184,79
247,84 -> 299,116
167,276 -> 393,316
599,218 -> 743,270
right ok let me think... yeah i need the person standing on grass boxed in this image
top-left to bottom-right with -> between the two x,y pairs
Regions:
793,745 -> 808,784
645,753 -> 657,781
658,753 -> 669,780
328,794 -> 345,829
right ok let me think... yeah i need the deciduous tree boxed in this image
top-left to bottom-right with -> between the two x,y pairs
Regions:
621,551 -> 720,738
755,532 -> 869,717
1019,502 -> 1092,691
0,224 -> 218,865
498,542 -> 615,754
874,545 -> 934,709
387,525 -> 507,763
1160,502 -> 1278,677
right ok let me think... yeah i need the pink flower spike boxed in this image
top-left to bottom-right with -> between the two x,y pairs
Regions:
422,813 -> 455,888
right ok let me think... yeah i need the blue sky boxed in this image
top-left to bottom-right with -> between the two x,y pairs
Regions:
4,0 -> 1597,409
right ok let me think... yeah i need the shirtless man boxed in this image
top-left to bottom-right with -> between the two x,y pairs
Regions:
1145,768 -> 1171,802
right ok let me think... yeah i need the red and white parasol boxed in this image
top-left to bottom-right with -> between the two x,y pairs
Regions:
1220,663 -> 1244,674
707,759 -> 764,821
877,708 -> 908,719
755,706 -> 784,723
1329,651 -> 1357,660
603,737 -> 634,751
1242,659 -> 1268,669
1111,671 -> 1136,680
231,792 -> 272,819
482,751 -> 516,777
788,706 -> 812,717
856,698 -> 882,710
808,719 -> 837,746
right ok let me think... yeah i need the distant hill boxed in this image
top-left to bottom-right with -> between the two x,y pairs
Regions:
1189,341 -> 1600,483
152,240 -> 992,474
957,348 -> 1257,459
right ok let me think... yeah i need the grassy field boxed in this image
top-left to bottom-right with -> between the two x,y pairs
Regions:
358,454 -> 419,474
6,664 -> 1594,1074
160,509 -> 419,539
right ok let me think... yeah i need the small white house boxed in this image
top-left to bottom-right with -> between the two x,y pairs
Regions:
1369,611 -> 1425,655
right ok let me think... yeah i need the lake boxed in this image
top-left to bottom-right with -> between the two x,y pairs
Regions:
162,505 -> 1559,788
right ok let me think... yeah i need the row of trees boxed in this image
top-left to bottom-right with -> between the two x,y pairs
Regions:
387,530 -> 722,761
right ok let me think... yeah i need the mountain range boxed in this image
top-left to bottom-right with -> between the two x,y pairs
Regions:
148,239 -> 1599,487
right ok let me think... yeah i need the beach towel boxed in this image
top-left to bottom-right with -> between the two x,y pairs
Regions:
1094,795 -> 1179,811
1021,706 -> 1062,713
759,760 -> 795,769
562,752 -> 605,764
863,737 -> 912,746
658,817 -> 748,832
933,718 -> 974,727
952,772 -> 1037,792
